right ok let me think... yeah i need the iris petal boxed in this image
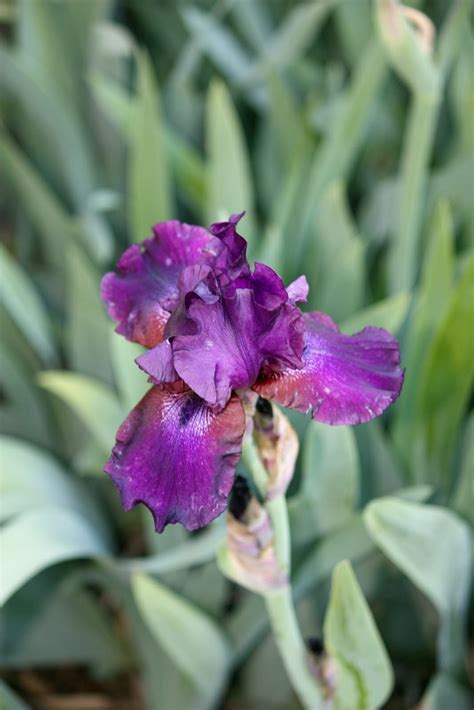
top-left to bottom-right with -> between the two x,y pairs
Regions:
104,383 -> 245,532
231,262 -> 289,309
209,212 -> 249,279
171,290 -> 304,408
100,221 -> 218,348
286,275 -> 309,304
135,340 -> 178,383
254,311 -> 404,425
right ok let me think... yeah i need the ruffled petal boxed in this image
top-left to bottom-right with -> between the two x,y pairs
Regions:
171,290 -> 304,407
163,264 -> 219,340
287,275 -> 309,304
104,383 -> 246,532
254,312 -> 404,425
231,262 -> 289,310
100,221 -> 218,348
209,212 -> 249,280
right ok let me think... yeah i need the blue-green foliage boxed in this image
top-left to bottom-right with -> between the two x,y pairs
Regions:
0,1 -> 472,707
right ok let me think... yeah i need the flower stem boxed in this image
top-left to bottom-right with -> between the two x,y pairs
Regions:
264,586 -> 325,709
242,434 -> 325,708
266,494 -> 291,576
241,435 -> 268,496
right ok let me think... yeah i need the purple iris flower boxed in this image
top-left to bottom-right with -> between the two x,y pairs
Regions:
101,214 -> 404,532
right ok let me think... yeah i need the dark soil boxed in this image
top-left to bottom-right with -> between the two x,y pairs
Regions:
1,666 -> 143,710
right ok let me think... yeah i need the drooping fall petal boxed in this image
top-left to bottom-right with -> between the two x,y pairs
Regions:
104,383 -> 246,532
254,312 -> 404,425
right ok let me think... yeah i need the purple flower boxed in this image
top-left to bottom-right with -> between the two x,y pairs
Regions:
101,214 -> 404,532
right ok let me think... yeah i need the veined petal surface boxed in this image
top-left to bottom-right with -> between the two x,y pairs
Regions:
254,312 -> 404,425
105,384 -> 246,532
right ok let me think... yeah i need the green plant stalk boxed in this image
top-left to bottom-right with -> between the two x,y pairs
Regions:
438,608 -> 467,676
241,436 -> 324,708
387,90 -> 440,294
241,435 -> 268,496
384,0 -> 470,295
264,586 -> 325,709
437,0 -> 473,75
294,39 -> 388,270
266,494 -> 291,575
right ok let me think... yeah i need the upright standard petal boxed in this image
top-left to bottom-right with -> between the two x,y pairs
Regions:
231,262 -> 289,310
171,289 -> 304,408
100,221 -> 218,348
210,212 -> 249,279
254,312 -> 404,425
104,383 -> 246,532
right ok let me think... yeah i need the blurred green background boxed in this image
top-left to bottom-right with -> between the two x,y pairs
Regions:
0,0 -> 473,708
